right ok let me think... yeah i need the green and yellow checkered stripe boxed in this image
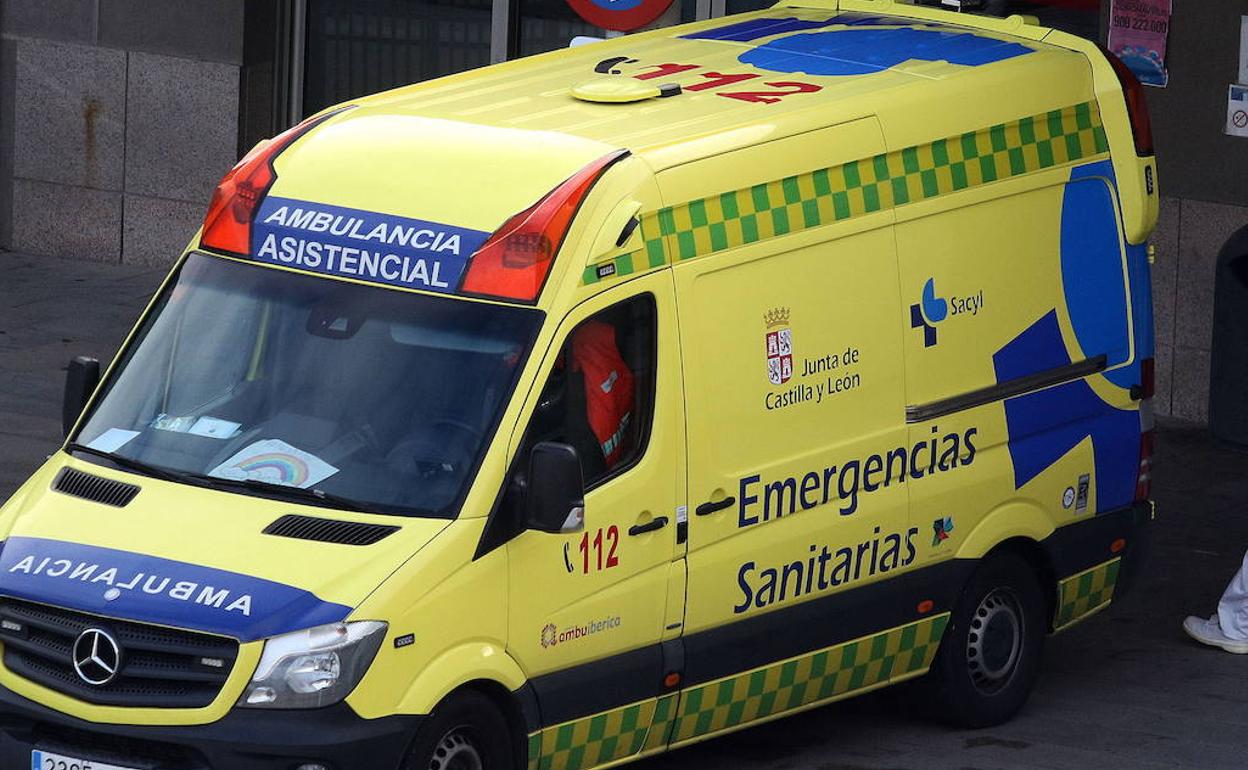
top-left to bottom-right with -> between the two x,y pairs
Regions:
583,101 -> 1108,285
1054,557 -> 1120,630
671,614 -> 949,743
526,694 -> 678,770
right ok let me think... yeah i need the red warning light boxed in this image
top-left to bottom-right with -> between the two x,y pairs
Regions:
459,150 -> 628,303
201,106 -> 353,256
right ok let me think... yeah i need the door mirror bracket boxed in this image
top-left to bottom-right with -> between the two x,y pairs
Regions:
525,442 -> 586,534
63,356 -> 101,438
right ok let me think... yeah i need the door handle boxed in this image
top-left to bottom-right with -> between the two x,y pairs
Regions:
696,497 -> 735,516
628,516 -> 669,536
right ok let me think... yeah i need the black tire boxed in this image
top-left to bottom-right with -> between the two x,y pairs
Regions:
924,551 -> 1046,728
404,690 -> 516,770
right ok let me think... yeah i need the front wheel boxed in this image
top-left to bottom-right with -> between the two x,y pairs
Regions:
404,690 -> 515,770
924,552 -> 1046,728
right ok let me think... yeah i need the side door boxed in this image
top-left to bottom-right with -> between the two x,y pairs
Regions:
505,271 -> 686,767
672,226 -> 926,747
896,164 -> 1141,619
660,119 -> 939,748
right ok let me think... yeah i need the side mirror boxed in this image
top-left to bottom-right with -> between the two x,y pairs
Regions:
63,356 -> 100,437
525,442 -> 586,534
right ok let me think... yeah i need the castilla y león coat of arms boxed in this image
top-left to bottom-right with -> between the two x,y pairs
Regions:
765,307 -> 793,386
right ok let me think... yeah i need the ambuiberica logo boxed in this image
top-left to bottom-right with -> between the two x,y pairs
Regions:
540,616 -> 622,649
909,278 -> 985,348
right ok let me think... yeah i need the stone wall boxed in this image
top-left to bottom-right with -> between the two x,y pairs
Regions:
0,0 -> 244,265
1136,0 -> 1248,423
1151,198 -> 1248,423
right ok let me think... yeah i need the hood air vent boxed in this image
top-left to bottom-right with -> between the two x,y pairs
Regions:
263,514 -> 399,546
52,467 -> 140,507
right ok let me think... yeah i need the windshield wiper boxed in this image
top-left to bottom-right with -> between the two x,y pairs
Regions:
65,443 -> 184,483
182,473 -> 374,513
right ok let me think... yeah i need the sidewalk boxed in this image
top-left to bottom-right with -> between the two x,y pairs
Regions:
2,250 -> 1247,768
0,252 -> 166,499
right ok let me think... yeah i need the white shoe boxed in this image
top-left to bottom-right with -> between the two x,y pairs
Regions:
1183,615 -> 1248,654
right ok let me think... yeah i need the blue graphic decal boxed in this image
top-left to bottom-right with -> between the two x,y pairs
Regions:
922,277 -> 949,323
590,0 -> 641,9
681,13 -> 944,43
0,537 -> 352,641
251,197 -> 491,295
681,16 -> 842,42
910,278 -> 948,347
1060,164 -> 1133,387
993,312 -> 1139,512
738,26 -> 1033,77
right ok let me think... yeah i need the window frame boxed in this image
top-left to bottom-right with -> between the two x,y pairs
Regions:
474,290 -> 661,557
521,292 -> 659,494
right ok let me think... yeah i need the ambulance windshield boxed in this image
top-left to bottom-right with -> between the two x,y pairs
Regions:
73,252 -> 543,518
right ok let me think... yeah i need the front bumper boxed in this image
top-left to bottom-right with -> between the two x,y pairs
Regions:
0,683 -> 420,770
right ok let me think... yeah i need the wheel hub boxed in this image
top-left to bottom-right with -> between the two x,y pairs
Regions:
966,587 -> 1023,694
428,729 -> 484,770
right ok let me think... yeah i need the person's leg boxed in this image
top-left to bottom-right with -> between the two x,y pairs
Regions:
1184,549 -> 1248,653
1217,550 -> 1248,641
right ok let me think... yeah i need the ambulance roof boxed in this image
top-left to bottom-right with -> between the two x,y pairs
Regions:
334,2 -> 1092,173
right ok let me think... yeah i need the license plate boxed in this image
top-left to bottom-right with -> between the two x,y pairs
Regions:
31,750 -> 141,770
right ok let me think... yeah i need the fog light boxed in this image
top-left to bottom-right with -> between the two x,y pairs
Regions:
245,686 -> 276,705
294,764 -> 330,770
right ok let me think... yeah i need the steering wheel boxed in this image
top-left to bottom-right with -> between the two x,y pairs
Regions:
385,418 -> 481,478
431,418 -> 483,445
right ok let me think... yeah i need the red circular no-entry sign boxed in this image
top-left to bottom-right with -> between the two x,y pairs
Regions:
566,0 -> 675,32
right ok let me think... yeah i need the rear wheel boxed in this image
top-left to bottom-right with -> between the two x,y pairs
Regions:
405,690 -> 515,770
925,552 -> 1046,728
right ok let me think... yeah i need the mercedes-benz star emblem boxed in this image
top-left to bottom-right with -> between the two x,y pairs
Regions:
72,628 -> 121,686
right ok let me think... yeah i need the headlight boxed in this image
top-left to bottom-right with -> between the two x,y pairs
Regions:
239,621 -> 387,709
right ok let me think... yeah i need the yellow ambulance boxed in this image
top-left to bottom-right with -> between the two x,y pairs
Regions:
0,1 -> 1158,768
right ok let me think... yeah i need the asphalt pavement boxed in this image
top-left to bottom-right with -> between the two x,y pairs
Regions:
1,250 -> 1246,769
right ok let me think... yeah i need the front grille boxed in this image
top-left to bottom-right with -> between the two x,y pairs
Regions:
263,513 -> 399,545
0,598 -> 238,709
53,467 -> 140,507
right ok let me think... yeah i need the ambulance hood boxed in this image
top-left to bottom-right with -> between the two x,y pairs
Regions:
0,464 -> 448,642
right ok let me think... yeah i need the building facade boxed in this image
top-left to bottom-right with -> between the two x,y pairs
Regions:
0,0 -> 1244,425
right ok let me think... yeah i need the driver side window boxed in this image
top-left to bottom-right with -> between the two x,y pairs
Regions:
522,294 -> 657,490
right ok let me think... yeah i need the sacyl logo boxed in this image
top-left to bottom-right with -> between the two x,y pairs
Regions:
909,278 -> 984,348
910,278 -> 947,348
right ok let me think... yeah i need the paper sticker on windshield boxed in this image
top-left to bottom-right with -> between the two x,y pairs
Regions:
85,428 -> 140,453
188,416 -> 242,439
250,197 -> 490,295
209,439 -> 338,489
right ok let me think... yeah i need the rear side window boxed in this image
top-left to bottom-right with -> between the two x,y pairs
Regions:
521,295 -> 657,489
1058,175 -> 1132,374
